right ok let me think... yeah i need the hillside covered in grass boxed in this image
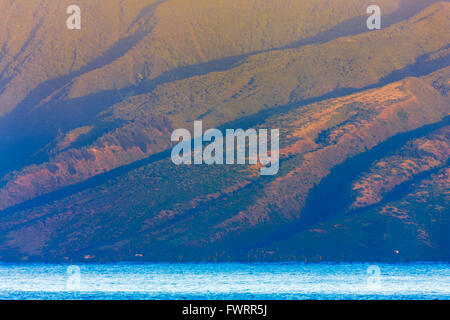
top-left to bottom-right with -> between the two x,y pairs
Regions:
0,0 -> 448,262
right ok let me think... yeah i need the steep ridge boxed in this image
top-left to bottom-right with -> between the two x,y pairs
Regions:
0,0 -> 161,115
254,165 -> 450,262
0,0 -> 408,116
243,120 -> 449,257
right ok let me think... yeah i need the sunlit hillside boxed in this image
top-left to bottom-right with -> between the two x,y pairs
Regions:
0,0 -> 448,262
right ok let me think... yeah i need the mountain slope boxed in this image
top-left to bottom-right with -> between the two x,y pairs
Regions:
1,2 -> 449,211
0,1 -> 448,262
0,68 -> 448,262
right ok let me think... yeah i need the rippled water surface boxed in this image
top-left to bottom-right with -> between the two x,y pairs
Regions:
0,262 -> 448,299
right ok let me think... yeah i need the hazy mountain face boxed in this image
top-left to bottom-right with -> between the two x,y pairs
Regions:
0,0 -> 448,262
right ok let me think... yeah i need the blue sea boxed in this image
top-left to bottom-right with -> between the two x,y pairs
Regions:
0,262 -> 448,300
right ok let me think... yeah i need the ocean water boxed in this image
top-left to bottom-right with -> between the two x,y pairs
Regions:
0,262 -> 448,300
